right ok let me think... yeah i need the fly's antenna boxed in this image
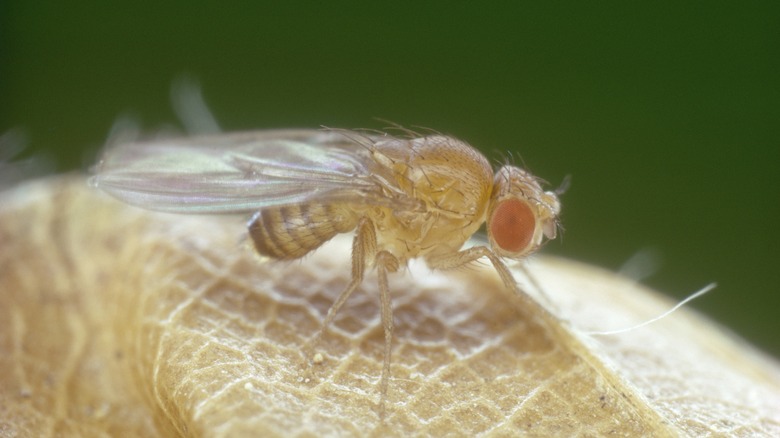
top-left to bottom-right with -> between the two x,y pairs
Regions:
583,283 -> 716,336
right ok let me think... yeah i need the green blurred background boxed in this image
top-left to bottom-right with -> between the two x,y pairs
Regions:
2,3 -> 778,356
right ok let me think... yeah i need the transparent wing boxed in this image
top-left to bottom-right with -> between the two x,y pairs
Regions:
91,129 -> 408,213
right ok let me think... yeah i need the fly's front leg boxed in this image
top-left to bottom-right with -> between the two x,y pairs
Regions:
427,246 -> 551,312
427,246 -> 516,290
303,217 -> 377,365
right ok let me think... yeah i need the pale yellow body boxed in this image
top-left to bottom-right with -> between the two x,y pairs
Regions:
248,135 -> 494,264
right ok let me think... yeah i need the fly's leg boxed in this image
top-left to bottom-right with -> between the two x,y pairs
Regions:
428,246 -> 518,293
302,217 -> 376,370
375,250 -> 399,418
427,246 -> 556,317
512,260 -> 557,310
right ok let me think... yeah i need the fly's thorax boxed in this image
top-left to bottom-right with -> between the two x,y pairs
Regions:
371,135 -> 494,223
368,203 -> 481,263
486,166 -> 561,259
248,203 -> 358,260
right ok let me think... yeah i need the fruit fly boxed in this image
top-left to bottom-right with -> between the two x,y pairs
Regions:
91,128 -> 562,413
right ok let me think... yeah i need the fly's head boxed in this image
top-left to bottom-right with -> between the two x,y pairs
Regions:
486,165 -> 562,260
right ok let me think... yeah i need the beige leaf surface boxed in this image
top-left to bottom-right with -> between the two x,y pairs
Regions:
1,176 -> 779,437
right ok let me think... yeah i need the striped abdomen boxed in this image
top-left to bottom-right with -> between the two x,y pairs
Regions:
248,204 -> 358,260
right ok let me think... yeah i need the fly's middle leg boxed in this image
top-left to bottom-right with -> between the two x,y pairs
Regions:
301,218 -> 377,373
375,250 -> 400,418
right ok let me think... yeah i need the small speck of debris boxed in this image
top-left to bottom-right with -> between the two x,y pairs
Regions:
91,403 -> 111,419
244,382 -> 255,391
313,353 -> 324,364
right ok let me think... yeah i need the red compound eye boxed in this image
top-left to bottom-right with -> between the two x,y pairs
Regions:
490,198 -> 535,253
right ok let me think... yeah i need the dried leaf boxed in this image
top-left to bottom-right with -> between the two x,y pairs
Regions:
1,176 -> 779,437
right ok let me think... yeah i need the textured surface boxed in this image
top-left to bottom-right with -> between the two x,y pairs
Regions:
1,176 -> 779,437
